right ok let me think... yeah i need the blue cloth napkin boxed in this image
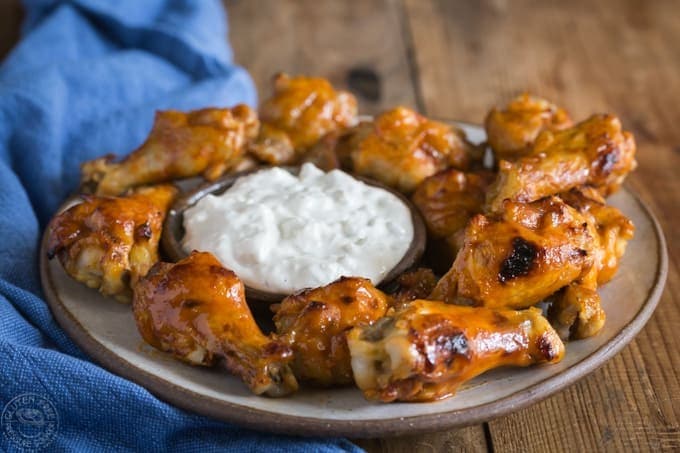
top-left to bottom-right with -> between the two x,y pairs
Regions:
0,1 -> 362,451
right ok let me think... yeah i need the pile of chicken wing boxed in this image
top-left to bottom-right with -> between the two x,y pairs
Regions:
47,76 -> 636,402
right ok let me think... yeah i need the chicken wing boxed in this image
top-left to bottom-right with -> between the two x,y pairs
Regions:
133,251 -> 298,396
272,277 -> 389,386
559,186 -> 635,284
485,93 -> 572,160
350,107 -> 472,193
347,300 -> 564,402
390,268 -> 438,309
546,187 -> 633,340
250,74 -> 358,165
486,114 -> 637,212
46,185 -> 177,302
81,105 -> 259,195
412,169 -> 495,269
431,196 -> 600,310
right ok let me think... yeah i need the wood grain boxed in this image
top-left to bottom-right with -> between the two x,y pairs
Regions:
226,0 -> 418,115
403,0 -> 680,451
1,0 -> 678,451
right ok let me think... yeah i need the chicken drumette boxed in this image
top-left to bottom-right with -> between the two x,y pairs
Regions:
485,93 -> 572,160
349,106 -> 472,193
431,195 -> 609,339
133,251 -> 298,396
273,277 -> 390,386
412,169 -> 495,269
249,74 -> 358,165
348,300 -> 564,402
486,114 -> 637,212
81,105 -> 259,195
46,184 -> 177,302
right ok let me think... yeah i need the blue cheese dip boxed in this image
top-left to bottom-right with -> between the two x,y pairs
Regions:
182,163 -> 414,293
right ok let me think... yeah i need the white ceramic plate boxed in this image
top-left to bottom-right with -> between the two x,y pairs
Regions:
40,123 -> 667,437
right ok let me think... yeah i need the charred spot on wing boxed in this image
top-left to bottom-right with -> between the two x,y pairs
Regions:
183,299 -> 202,309
427,331 -> 470,369
498,237 -> 539,283
537,332 -> 558,361
263,340 -> 293,358
340,295 -> 354,305
305,300 -> 326,311
135,222 -> 153,240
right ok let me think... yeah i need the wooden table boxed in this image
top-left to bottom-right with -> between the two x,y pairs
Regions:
3,1 -> 678,451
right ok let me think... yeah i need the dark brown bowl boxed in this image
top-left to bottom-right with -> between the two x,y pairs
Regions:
162,166 -> 427,303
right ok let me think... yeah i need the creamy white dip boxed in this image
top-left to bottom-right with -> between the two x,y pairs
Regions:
182,163 -> 414,293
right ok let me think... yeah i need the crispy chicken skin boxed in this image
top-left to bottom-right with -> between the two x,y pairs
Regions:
133,251 -> 298,396
46,185 -> 177,302
250,74 -> 358,165
485,94 -> 572,160
560,186 -> 634,284
391,268 -> 439,309
272,277 -> 390,386
486,114 -> 637,212
350,107 -> 471,193
431,196 -> 600,310
546,187 -> 633,340
413,169 -> 495,240
81,105 -> 259,195
347,301 -> 564,402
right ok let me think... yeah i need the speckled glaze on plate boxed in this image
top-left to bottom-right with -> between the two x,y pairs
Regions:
39,122 -> 668,438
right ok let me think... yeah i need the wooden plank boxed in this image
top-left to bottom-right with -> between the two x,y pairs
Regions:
0,0 -> 22,60
353,428 -> 488,453
224,1 -> 490,451
225,0 -> 418,114
404,0 -> 680,451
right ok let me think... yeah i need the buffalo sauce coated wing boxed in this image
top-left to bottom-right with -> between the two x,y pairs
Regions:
82,105 -> 259,195
487,114 -> 637,212
350,107 -> 471,193
431,196 -> 600,310
46,185 -> 177,302
273,277 -> 389,386
347,300 -> 564,402
560,186 -> 634,284
485,93 -> 572,160
412,169 -> 495,267
546,187 -> 634,339
132,251 -> 298,396
250,74 -> 358,165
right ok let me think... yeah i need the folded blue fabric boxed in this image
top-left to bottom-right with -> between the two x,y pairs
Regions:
0,1 -> 361,451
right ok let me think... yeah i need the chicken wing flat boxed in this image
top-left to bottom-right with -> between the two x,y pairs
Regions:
273,277 -> 389,386
81,105 -> 258,195
485,93 -> 572,160
350,106 -> 472,193
347,300 -> 564,402
486,114 -> 637,212
133,251 -> 298,396
431,196 -> 600,310
250,74 -> 358,165
46,184 -> 177,302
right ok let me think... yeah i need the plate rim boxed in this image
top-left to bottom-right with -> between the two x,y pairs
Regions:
39,130 -> 668,439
